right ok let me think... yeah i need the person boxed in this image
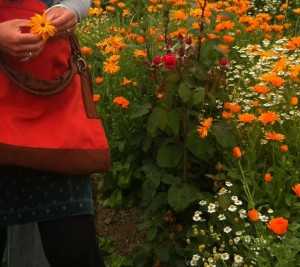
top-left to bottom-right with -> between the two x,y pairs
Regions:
0,0 -> 106,266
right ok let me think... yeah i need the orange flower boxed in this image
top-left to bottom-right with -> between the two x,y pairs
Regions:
218,44 -> 230,53
197,118 -> 213,138
280,144 -> 288,152
252,100 -> 260,107
93,94 -> 100,102
223,35 -> 235,43
264,173 -> 272,182
28,11 -> 56,41
267,217 -> 288,236
260,73 -> 285,87
95,77 -> 104,84
223,102 -> 231,110
264,131 -> 285,142
103,61 -> 120,74
291,96 -> 298,106
272,58 -> 288,72
81,46 -> 93,55
252,84 -> 269,94
238,113 -> 255,124
248,209 -> 259,222
113,96 -> 129,108
122,77 -> 131,86
222,111 -> 233,119
233,147 -> 242,158
258,111 -> 280,124
229,104 -> 241,114
293,184 -> 300,197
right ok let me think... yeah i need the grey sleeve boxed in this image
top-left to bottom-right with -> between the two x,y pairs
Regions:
53,0 -> 92,21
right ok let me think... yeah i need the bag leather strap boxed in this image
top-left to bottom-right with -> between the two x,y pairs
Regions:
0,34 -> 86,96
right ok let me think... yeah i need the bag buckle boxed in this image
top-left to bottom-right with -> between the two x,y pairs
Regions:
76,55 -> 87,73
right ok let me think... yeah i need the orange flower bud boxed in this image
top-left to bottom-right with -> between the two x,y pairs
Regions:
248,209 -> 259,222
267,217 -> 288,236
233,147 -> 242,158
264,173 -> 272,182
293,184 -> 300,197
291,96 -> 298,106
280,144 -> 288,152
95,77 -> 104,84
252,100 -> 260,107
93,94 -> 101,102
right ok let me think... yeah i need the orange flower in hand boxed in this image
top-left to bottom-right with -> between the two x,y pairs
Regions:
293,184 -> 300,197
28,11 -> 56,41
248,209 -> 259,222
267,217 -> 288,236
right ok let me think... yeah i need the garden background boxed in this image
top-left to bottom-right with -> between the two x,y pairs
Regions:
77,0 -> 300,266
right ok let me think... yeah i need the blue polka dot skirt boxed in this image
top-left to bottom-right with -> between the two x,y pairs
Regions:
0,166 -> 94,226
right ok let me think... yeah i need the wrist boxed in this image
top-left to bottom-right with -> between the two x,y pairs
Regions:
46,4 -> 69,13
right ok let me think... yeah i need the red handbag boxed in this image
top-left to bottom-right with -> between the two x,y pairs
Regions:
0,0 -> 110,175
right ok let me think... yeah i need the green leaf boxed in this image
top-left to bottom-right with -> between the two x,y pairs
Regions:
185,129 -> 210,159
130,102 -> 152,119
212,121 -> 237,148
138,220 -> 153,230
153,245 -> 170,262
161,174 -> 181,186
157,144 -> 182,168
117,174 -> 131,189
285,194 -> 292,207
147,228 -> 157,241
167,110 -> 180,136
192,87 -> 205,105
179,82 -> 192,103
158,108 -> 169,131
168,183 -> 201,212
147,107 -> 167,135
288,222 -> 300,231
164,71 -> 180,84
218,193 -> 231,210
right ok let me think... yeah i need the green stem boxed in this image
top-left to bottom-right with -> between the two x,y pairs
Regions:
237,160 -> 255,209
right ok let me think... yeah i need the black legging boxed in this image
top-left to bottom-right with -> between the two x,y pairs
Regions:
0,215 -> 106,267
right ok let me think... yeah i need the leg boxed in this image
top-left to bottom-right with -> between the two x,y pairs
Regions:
38,215 -> 105,267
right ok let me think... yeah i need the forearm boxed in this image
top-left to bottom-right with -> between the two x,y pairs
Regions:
52,0 -> 92,21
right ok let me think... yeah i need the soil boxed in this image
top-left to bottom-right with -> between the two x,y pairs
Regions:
92,177 -> 145,258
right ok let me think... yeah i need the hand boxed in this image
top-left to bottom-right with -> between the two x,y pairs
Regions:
46,7 -> 78,38
0,19 -> 45,59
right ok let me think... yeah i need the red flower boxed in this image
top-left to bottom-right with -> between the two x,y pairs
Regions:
153,56 -> 161,65
219,57 -> 229,68
162,53 -> 177,69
